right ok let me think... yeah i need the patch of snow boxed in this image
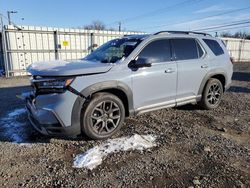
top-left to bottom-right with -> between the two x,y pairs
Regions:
7,108 -> 26,118
16,92 -> 32,100
0,108 -> 28,143
73,134 -> 157,170
28,60 -> 72,71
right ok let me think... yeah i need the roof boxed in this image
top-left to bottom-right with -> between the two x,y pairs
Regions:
154,31 -> 211,36
123,34 -> 150,40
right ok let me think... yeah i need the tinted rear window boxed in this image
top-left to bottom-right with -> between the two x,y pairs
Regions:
138,39 -> 171,63
203,39 -> 224,56
172,38 -> 199,60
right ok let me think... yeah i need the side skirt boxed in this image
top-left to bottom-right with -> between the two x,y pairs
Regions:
134,95 -> 201,115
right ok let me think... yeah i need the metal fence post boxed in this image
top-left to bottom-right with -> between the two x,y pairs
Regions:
54,30 -> 59,60
90,32 -> 94,53
1,26 -> 9,77
238,39 -> 243,62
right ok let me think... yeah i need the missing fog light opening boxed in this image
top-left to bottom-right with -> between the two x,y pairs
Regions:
73,134 -> 157,170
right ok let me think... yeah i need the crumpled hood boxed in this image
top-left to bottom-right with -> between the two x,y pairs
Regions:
27,60 -> 113,76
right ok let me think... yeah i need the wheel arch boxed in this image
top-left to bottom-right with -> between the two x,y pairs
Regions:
92,88 -> 130,116
198,72 -> 227,96
71,81 -> 134,133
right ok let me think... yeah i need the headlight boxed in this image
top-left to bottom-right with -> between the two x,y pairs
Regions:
32,78 -> 74,94
36,78 -> 74,89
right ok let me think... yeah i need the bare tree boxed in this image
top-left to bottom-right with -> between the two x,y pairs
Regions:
83,20 -> 106,30
234,31 -> 247,39
220,32 -> 232,38
220,31 -> 250,39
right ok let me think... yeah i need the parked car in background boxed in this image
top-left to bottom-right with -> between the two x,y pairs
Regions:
26,31 -> 233,139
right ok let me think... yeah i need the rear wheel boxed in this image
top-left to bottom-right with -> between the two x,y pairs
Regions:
81,92 -> 125,140
200,78 -> 223,110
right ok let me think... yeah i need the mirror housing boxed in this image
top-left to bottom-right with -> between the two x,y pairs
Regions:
129,57 -> 152,69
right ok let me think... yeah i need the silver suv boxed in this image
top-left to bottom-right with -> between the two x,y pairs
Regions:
26,31 -> 233,139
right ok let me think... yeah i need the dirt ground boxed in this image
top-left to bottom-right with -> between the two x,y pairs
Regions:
0,63 -> 249,188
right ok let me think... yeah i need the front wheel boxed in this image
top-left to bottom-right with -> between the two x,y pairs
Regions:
81,92 -> 125,140
199,78 -> 223,110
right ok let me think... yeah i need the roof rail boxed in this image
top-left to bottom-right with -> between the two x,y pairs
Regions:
154,31 -> 211,36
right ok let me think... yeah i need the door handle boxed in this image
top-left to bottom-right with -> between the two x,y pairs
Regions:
165,68 -> 175,73
201,65 -> 208,68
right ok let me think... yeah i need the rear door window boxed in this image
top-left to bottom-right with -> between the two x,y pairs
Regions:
203,39 -> 224,56
172,38 -> 199,60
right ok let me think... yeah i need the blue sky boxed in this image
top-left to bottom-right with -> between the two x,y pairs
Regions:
1,0 -> 250,34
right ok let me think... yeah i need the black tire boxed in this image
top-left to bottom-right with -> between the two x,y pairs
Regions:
199,78 -> 223,110
81,92 -> 125,140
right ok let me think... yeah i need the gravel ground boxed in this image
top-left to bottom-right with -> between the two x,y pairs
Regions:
0,63 -> 249,188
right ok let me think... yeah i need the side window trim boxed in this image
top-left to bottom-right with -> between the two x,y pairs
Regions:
195,39 -> 206,59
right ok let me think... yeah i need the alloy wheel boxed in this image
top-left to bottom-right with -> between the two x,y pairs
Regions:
207,83 -> 222,105
90,100 -> 121,135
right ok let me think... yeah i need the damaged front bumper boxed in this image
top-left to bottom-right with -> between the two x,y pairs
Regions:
25,92 -> 81,137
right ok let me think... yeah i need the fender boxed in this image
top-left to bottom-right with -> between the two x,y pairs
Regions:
71,81 -> 134,133
198,71 -> 227,96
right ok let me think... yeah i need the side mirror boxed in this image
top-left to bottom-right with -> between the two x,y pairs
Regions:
129,57 -> 152,69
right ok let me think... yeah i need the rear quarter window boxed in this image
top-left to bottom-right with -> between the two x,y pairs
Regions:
203,39 -> 224,56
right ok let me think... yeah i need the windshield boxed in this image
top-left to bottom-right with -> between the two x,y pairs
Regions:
83,38 -> 142,63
